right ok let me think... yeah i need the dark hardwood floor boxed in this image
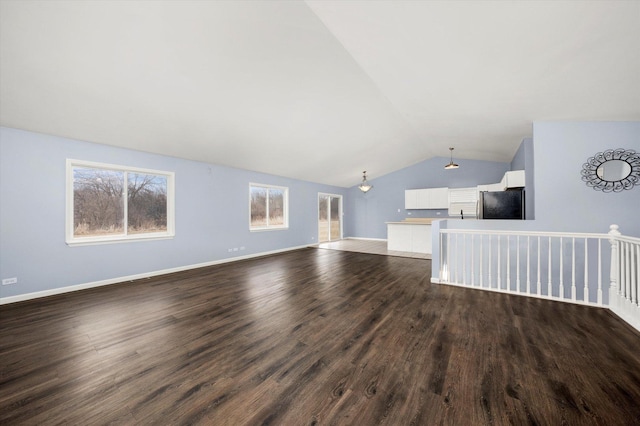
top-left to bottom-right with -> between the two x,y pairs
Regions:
1,248 -> 639,425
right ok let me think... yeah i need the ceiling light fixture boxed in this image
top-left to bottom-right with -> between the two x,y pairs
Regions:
445,147 -> 459,170
358,171 -> 373,193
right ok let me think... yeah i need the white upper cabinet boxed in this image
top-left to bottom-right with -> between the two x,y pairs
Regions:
448,187 -> 478,217
405,189 -> 420,209
429,187 -> 449,208
405,187 -> 449,209
477,182 -> 503,192
501,170 -> 525,189
478,170 -> 525,192
405,170 -> 525,212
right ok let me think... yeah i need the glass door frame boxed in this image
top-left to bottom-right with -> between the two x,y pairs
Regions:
318,193 -> 343,243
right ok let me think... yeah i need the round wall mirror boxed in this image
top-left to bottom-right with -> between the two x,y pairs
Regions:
596,159 -> 631,181
581,149 -> 640,192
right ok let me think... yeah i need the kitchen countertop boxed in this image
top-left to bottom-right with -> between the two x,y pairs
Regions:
386,218 -> 437,225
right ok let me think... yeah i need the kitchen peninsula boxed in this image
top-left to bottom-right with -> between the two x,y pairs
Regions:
386,218 -> 435,256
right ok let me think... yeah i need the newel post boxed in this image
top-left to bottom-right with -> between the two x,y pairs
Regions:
608,224 -> 621,307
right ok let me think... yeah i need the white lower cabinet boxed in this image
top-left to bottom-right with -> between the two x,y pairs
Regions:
411,226 -> 431,253
388,224 -> 412,251
387,223 -> 432,254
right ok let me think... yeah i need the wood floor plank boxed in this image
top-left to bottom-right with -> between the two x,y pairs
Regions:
1,247 -> 639,425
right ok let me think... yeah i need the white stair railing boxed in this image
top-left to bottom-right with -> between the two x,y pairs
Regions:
438,225 -> 640,331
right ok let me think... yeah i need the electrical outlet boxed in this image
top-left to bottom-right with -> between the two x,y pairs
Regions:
228,248 -> 233,252
233,248 -> 238,252
2,277 -> 17,285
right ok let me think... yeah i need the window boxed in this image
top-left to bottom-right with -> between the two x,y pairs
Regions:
250,184 -> 288,230
66,159 -> 175,245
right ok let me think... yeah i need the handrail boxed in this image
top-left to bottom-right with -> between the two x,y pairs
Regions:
440,228 -> 608,239
615,234 -> 640,244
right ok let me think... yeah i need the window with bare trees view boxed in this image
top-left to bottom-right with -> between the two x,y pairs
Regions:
66,160 -> 174,245
250,184 -> 288,230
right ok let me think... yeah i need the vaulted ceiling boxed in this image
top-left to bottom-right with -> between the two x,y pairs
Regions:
1,1 -> 638,187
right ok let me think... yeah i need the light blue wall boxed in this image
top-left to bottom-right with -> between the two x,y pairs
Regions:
533,121 -> 639,235
344,156 -> 510,239
434,121 -> 640,280
3,122 -> 636,299
0,127 -> 347,299
510,137 -> 535,219
510,139 -> 527,170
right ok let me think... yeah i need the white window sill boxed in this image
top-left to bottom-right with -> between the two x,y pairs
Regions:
249,226 -> 289,232
66,233 -> 174,247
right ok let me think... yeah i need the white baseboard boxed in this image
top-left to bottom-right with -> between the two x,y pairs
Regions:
0,244 -> 313,305
345,237 -> 387,242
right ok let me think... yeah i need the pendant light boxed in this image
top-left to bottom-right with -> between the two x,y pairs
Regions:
358,171 -> 373,193
445,147 -> 459,169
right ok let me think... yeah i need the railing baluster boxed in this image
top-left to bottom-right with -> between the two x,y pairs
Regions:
615,240 -> 621,296
572,237 -> 576,302
619,241 -> 628,300
597,239 -> 602,305
584,238 -> 589,303
633,243 -> 639,306
560,237 -> 564,299
440,231 -> 444,282
498,235 -> 502,290
507,235 -> 511,292
479,234 -> 483,288
626,242 -> 631,301
615,240 -> 620,296
548,236 -> 552,298
445,232 -> 450,282
463,234 -> 467,285
471,234 -> 475,287
515,235 -> 520,292
525,235 -> 529,294
451,232 -> 456,284
618,241 -> 627,299
488,235 -> 492,289
537,236 -> 541,297
453,233 -> 460,284
452,232 -> 456,283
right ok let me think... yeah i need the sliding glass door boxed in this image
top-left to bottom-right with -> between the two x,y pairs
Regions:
318,194 -> 342,243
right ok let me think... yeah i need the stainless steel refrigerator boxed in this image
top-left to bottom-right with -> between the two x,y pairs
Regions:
478,189 -> 525,220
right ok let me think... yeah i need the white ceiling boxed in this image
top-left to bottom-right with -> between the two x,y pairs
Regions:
1,1 -> 638,187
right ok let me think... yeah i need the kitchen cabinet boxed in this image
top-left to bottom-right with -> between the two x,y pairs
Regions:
387,223 -> 413,251
405,187 -> 449,209
501,170 -> 525,189
405,189 -> 431,209
429,187 -> 449,208
404,170 -> 524,212
477,183 -> 503,192
478,170 -> 525,193
387,222 -> 432,254
448,187 -> 478,217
